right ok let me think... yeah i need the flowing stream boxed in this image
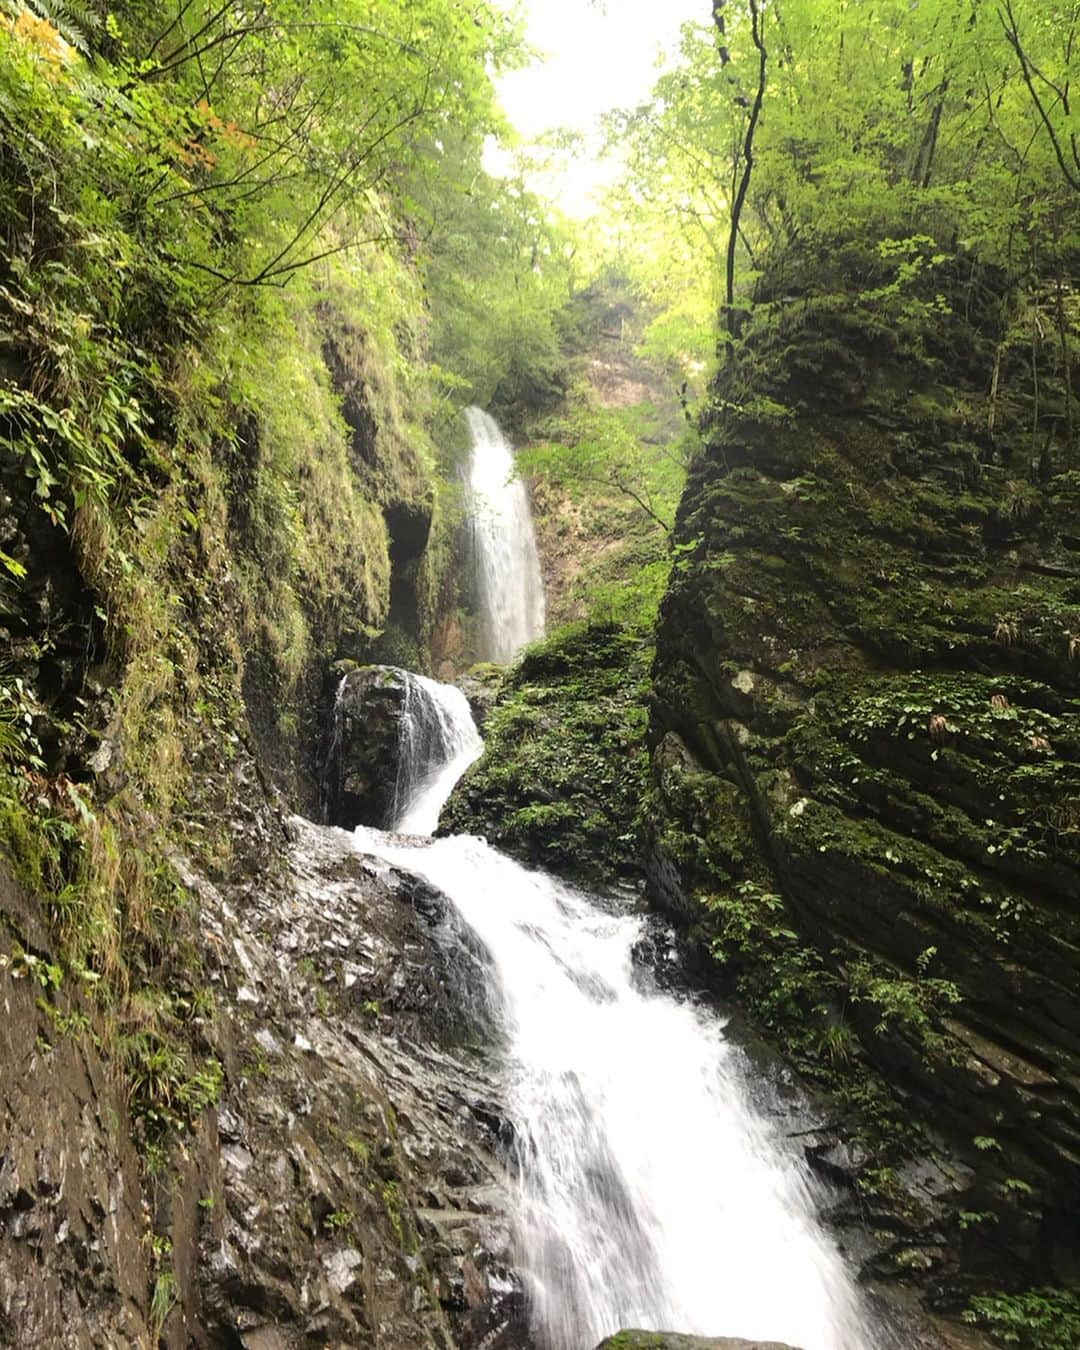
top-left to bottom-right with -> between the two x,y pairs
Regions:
359,815 -> 873,1350
390,672 -> 483,835
465,406 -> 546,663
346,404 -> 875,1348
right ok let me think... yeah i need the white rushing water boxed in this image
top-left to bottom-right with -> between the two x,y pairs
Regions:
354,681 -> 874,1350
358,826 -> 873,1350
465,407 -> 546,663
347,463 -> 874,1348
390,672 -> 483,835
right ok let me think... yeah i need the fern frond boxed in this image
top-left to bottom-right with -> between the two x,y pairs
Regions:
6,0 -> 103,53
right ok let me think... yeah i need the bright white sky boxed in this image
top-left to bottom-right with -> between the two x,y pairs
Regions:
486,0 -> 707,217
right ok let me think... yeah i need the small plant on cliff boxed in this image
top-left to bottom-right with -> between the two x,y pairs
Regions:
847,957 -> 962,1055
963,1287 -> 1080,1348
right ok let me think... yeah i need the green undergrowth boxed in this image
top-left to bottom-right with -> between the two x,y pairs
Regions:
654,810 -> 931,1172
964,1288 -> 1080,1349
442,622 -> 653,887
0,7 -> 439,1173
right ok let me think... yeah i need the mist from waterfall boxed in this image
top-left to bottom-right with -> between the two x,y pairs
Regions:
465,407 -> 546,663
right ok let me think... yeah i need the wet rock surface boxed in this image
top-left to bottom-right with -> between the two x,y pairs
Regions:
648,257 -> 1080,1302
0,871 -> 152,1347
595,1335 -> 801,1350
179,816 -> 527,1347
0,817 -> 529,1348
325,665 -> 410,829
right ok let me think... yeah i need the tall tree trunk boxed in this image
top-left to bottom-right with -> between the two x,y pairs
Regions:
718,0 -> 768,357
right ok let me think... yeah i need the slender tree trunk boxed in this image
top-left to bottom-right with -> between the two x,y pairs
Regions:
720,0 -> 768,357
1056,276 -> 1074,451
912,80 -> 949,188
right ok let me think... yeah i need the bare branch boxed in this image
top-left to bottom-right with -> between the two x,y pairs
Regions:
1000,0 -> 1080,192
723,0 -> 768,352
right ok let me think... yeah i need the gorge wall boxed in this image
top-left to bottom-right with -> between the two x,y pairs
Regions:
647,247 -> 1080,1301
3,7 -> 1079,1340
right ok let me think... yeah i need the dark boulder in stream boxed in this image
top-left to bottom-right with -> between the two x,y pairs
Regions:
324,664 -> 410,827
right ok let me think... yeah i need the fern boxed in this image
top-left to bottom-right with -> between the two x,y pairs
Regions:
4,0 -> 102,52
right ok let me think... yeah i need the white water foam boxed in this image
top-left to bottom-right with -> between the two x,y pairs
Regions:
354,679 -> 874,1350
465,406 -> 546,663
390,672 -> 482,835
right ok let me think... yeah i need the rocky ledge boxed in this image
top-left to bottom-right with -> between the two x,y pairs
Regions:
323,665 -> 413,828
0,817 -> 528,1347
595,1335 -> 800,1350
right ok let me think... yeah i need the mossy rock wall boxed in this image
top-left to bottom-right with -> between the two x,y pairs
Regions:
648,252 -> 1080,1292
443,624 -> 652,888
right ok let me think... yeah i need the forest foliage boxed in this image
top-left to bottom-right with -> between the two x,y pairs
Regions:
608,0 -> 1080,415
0,0 -> 585,1153
0,0 -> 1078,1337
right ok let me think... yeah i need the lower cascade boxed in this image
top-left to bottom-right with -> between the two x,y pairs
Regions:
354,673 -> 877,1350
391,672 -> 483,835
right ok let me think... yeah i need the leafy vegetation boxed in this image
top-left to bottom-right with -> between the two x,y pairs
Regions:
608,0 -> 1080,428
443,623 -> 653,887
0,0 -> 590,1191
964,1288 -> 1080,1349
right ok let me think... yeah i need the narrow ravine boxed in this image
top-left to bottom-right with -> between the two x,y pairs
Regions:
345,410 -> 880,1350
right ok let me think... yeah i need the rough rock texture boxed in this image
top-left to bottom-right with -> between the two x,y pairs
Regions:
443,624 -> 651,887
648,254 -> 1080,1301
0,819 -> 527,1347
324,665 -> 410,829
226,308 -> 440,820
0,870 -> 153,1346
595,1336 -> 799,1350
320,315 -> 438,676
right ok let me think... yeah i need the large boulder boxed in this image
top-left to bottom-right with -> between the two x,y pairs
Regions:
325,665 -> 409,828
442,623 -> 653,886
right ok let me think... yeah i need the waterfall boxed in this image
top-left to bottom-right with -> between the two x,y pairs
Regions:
465,407 -> 546,663
390,672 -> 483,835
353,680 -> 878,1350
319,676 -> 348,823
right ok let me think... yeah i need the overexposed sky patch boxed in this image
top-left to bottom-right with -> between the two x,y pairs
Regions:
487,0 -> 706,217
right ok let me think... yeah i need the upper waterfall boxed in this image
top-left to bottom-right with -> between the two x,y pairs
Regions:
465,407 -> 546,663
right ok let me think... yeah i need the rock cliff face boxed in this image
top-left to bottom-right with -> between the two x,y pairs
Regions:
323,665 -> 412,828
442,623 -> 652,887
0,869 -> 153,1346
0,267 -> 477,1336
648,254 -> 1080,1296
0,818 -> 526,1346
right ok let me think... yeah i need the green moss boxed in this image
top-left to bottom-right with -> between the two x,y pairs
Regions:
443,622 -> 653,886
0,7 -> 445,1193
